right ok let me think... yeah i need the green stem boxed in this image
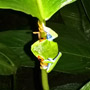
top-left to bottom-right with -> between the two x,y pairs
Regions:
38,20 -> 49,90
41,69 -> 49,90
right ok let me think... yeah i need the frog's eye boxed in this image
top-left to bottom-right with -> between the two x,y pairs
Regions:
38,56 -> 44,61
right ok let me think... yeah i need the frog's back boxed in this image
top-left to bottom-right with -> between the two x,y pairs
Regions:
31,40 -> 58,59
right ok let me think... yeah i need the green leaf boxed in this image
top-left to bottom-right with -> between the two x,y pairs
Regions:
46,1 -> 90,73
0,30 -> 34,67
0,0 -> 76,21
0,30 -> 34,75
80,81 -> 90,90
0,43 -> 17,75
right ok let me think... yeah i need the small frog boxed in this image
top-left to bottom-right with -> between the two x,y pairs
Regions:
31,21 -> 62,73
33,21 -> 58,41
31,39 -> 62,73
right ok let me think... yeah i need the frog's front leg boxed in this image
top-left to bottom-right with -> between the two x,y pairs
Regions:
33,32 -> 46,42
33,32 -> 41,40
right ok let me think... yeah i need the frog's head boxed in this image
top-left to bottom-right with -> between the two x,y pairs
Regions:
38,55 -> 48,69
38,55 -> 44,61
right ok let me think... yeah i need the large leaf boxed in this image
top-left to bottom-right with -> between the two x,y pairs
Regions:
47,1 -> 90,73
0,43 -> 17,75
0,30 -> 34,67
47,23 -> 90,73
0,30 -> 34,75
0,0 -> 76,21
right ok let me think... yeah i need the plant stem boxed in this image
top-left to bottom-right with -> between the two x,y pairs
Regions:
41,69 -> 49,90
38,20 -> 49,90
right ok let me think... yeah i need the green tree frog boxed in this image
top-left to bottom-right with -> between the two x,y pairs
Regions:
31,39 -> 62,73
31,21 -> 62,73
33,21 -> 58,41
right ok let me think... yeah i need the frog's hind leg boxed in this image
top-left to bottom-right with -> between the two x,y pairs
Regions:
47,52 -> 62,73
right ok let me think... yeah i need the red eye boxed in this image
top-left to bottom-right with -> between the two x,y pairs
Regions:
38,56 -> 44,61
38,56 -> 40,59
